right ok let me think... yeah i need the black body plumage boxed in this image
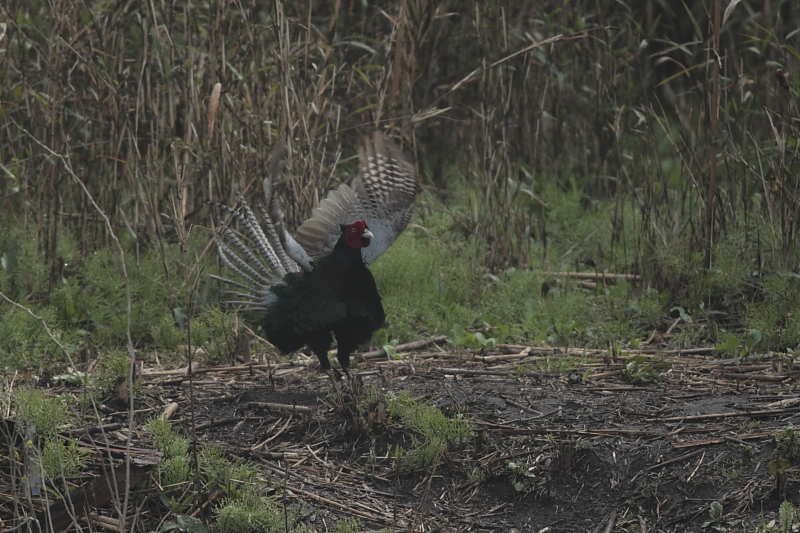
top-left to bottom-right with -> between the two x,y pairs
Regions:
262,224 -> 386,376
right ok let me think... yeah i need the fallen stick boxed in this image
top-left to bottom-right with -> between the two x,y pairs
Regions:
645,449 -> 704,471
247,402 -> 312,414
142,362 -> 299,378
650,406 -> 800,422
195,417 -> 252,431
722,372 -> 791,382
255,451 -> 303,460
161,402 -> 179,420
435,367 -> 512,376
671,431 -> 771,449
358,335 -> 448,360
288,486 -> 379,521
87,513 -> 121,530
542,271 -> 641,281
474,423 -> 655,437
67,423 -> 123,436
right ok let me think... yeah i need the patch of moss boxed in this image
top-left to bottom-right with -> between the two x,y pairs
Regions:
14,387 -> 71,436
386,390 -> 472,469
41,438 -> 91,480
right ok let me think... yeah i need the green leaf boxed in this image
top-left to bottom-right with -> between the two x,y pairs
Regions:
682,1 -> 703,40
670,306 -> 692,324
745,329 -> 762,352
715,334 -> 740,355
768,458 -> 790,475
785,44 -> 800,62
383,344 -> 398,359
333,39 -> 377,55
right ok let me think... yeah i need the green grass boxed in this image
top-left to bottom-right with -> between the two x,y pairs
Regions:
13,387 -> 71,436
144,418 -> 304,532
0,173 -> 797,380
374,217 -> 661,350
386,389 -> 473,470
0,192 -> 706,379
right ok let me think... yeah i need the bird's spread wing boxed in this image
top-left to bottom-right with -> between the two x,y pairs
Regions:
293,131 -> 418,265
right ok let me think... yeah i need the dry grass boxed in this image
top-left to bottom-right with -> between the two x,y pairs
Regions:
1,2 -> 800,529
1,2 -> 798,282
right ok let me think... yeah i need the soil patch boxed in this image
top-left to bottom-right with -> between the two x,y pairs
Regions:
4,343 -> 800,532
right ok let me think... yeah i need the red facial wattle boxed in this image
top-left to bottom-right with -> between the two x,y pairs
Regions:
344,220 -> 373,249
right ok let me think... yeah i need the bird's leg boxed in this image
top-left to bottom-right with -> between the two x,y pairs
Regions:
340,366 -> 357,396
308,332 -> 338,389
335,344 -> 362,395
324,367 -> 339,389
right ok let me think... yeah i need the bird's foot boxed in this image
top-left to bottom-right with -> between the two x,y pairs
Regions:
342,368 -> 363,396
325,368 -> 357,399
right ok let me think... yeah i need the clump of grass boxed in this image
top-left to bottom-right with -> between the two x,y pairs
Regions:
621,356 -> 663,385
90,349 -> 132,392
745,274 -> 800,352
196,306 -> 239,366
41,438 -> 91,480
215,488 -> 312,533
145,418 -> 193,487
146,418 -> 190,461
0,228 -> 50,299
334,518 -> 360,533
0,306 -> 78,372
198,442 -> 260,499
386,390 -> 472,469
771,425 -> 800,464
372,230 -> 480,343
635,288 -> 666,328
778,501 -> 797,533
144,419 -> 290,530
14,387 -> 71,436
150,306 -> 240,365
533,356 -> 581,373
81,247 -> 181,347
376,223 -> 660,351
151,312 -> 184,355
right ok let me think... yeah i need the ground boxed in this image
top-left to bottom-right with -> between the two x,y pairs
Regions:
141,342 -> 800,532
4,341 -> 800,532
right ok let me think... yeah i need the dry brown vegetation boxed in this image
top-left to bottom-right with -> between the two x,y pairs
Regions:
2,0 -> 800,532
2,1 -> 797,274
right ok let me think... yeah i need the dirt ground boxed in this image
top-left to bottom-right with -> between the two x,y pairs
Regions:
136,342 -> 800,532
5,341 -> 800,532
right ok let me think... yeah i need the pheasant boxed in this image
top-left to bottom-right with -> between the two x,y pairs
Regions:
211,132 -> 417,384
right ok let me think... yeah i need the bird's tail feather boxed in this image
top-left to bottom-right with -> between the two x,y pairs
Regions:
214,222 -> 275,283
255,200 -> 298,272
209,192 -> 295,306
262,143 -> 314,272
233,193 -> 286,275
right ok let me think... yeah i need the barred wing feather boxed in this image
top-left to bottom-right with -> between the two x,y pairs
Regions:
293,131 -> 418,265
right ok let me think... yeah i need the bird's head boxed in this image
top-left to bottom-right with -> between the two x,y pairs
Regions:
342,220 -> 373,249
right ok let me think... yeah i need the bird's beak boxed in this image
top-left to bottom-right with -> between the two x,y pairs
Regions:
362,229 -> 374,240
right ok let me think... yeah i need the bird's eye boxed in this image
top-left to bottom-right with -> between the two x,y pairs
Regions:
351,228 -> 357,232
